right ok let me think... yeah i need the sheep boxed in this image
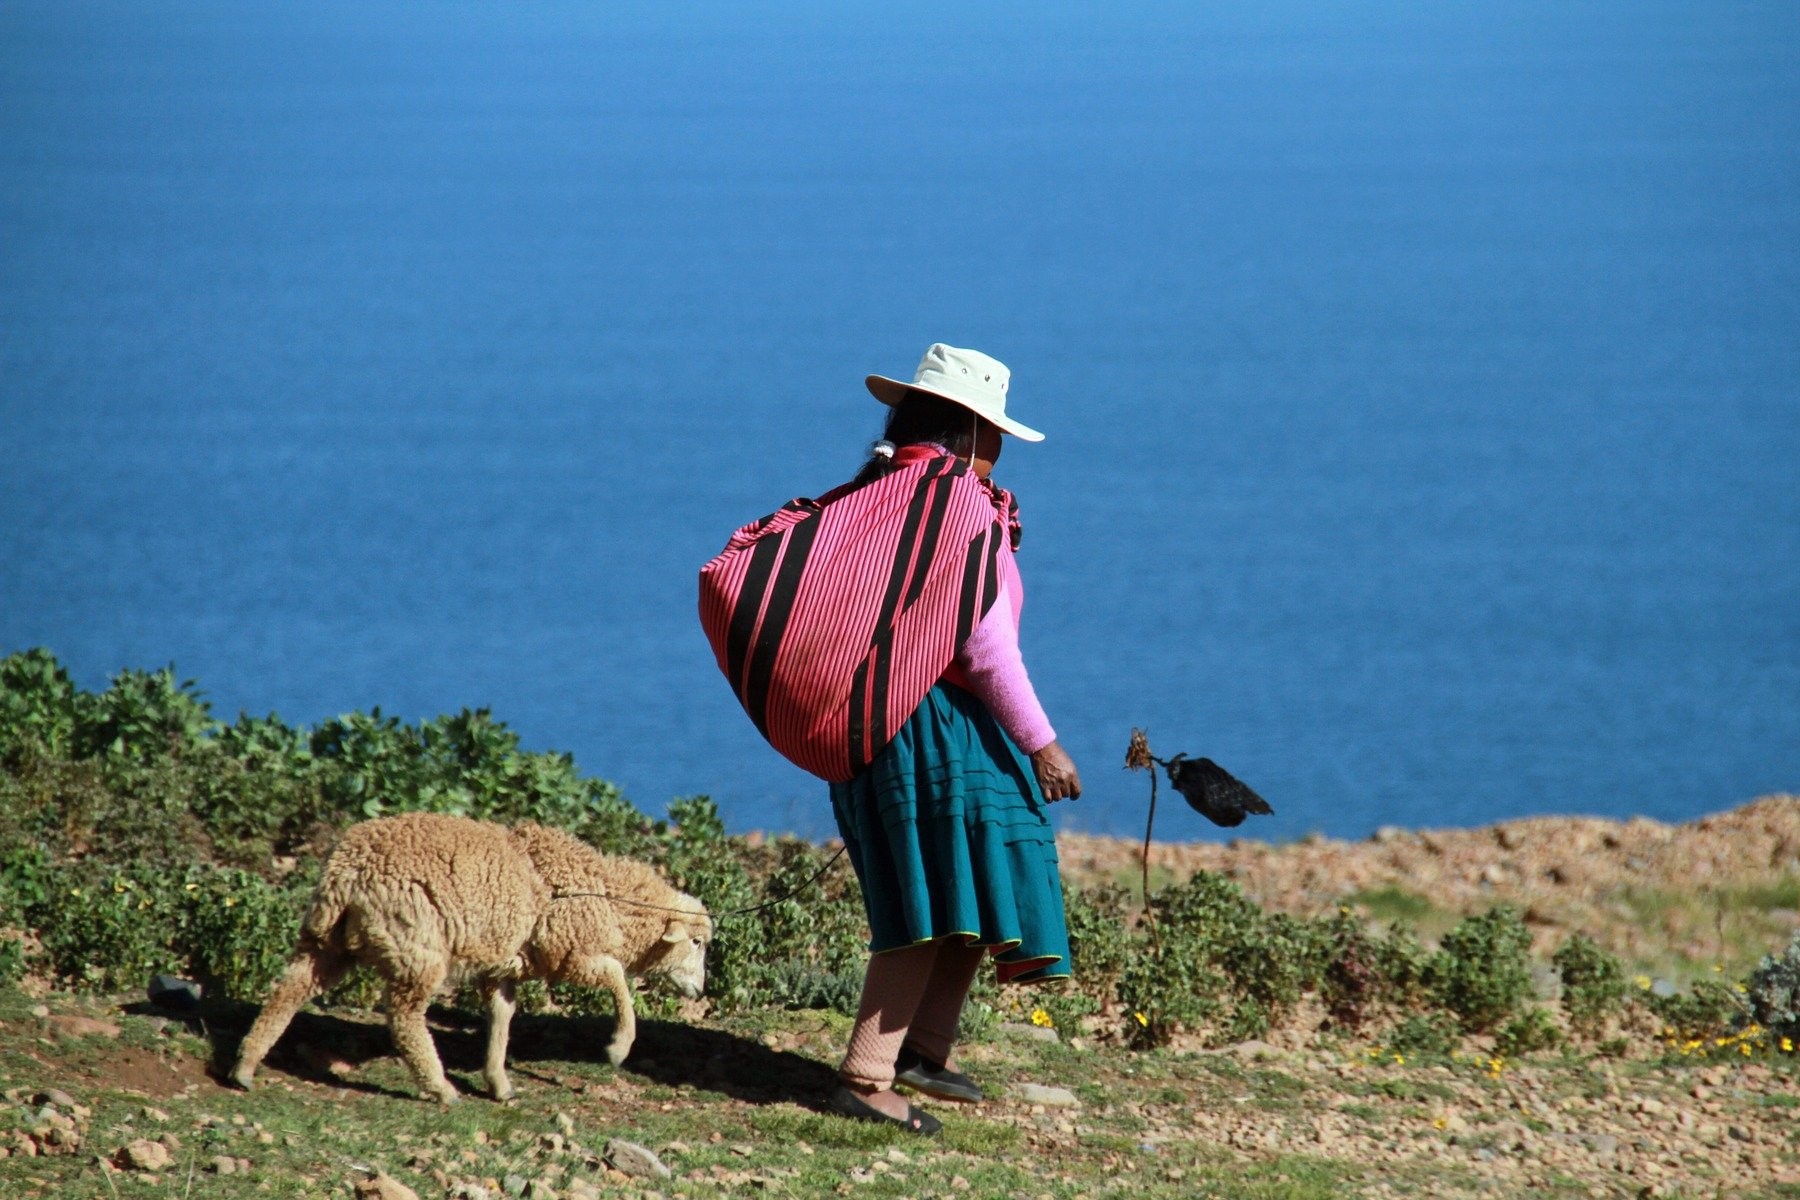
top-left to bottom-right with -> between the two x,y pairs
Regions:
228,811 -> 711,1104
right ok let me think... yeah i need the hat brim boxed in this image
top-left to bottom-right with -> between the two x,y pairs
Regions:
864,375 -> 1046,442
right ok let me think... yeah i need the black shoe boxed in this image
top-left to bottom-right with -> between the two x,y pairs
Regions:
825,1084 -> 942,1135
893,1045 -> 985,1103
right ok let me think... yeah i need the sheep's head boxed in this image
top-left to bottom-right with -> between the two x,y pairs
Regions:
645,894 -> 712,999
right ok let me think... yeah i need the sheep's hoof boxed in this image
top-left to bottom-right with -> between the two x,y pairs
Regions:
425,1087 -> 461,1106
490,1083 -> 515,1103
605,1043 -> 630,1067
226,1067 -> 254,1091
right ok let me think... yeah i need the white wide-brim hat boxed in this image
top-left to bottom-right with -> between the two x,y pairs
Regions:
865,343 -> 1045,442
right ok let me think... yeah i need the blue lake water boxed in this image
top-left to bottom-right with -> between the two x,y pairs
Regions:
3,1 -> 1796,842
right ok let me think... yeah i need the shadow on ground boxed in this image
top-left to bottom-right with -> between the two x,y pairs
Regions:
172,998 -> 837,1110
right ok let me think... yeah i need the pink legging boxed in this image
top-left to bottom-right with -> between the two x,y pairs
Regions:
839,936 -> 987,1090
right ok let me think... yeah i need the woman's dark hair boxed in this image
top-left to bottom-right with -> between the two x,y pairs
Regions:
850,391 -> 980,487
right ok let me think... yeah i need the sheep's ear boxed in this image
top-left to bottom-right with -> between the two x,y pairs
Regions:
661,920 -> 689,944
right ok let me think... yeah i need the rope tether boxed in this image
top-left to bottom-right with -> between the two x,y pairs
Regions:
550,845 -> 848,919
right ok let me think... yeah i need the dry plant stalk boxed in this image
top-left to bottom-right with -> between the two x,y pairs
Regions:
1124,728 -> 1161,948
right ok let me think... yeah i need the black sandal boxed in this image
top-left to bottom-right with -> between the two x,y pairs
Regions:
826,1084 -> 942,1135
894,1045 -> 985,1103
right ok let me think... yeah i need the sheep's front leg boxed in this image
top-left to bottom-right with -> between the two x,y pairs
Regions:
481,979 -> 518,1101
577,956 -> 636,1066
386,963 -> 457,1104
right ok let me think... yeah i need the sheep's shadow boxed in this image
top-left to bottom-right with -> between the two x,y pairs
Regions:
185,998 -> 836,1110
476,1010 -> 840,1110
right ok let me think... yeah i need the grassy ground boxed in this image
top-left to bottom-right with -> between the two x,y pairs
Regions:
3,985 -> 1797,1200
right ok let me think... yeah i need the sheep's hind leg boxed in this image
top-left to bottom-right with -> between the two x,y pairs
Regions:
480,979 -> 518,1101
385,963 -> 457,1104
229,946 -> 349,1089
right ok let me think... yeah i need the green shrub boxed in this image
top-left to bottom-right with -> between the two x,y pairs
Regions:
74,666 -> 218,764
1384,1011 -> 1460,1060
1063,883 -> 1132,1004
0,648 -> 81,761
1645,978 -> 1748,1043
1494,1005 -> 1562,1057
1552,933 -> 1629,1037
185,866 -> 311,1001
1429,907 -> 1534,1033
1746,932 -> 1800,1043
30,862 -> 192,992
1119,871 -> 1327,1047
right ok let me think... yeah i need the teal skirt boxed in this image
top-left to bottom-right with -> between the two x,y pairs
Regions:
829,683 -> 1072,983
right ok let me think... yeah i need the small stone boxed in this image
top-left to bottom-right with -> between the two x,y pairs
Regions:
605,1139 -> 672,1180
48,1015 -> 122,1040
1636,1098 -> 1665,1116
998,1021 -> 1060,1043
147,974 -> 203,1011
117,1139 -> 173,1172
503,1174 -> 529,1197
208,1156 -> 238,1175
554,1112 -> 576,1136
1729,1126 -> 1752,1142
1582,1133 -> 1620,1157
354,1174 -> 421,1200
29,1004 -> 49,1019
39,1089 -> 76,1109
1014,1083 -> 1080,1108
951,1176 -> 971,1191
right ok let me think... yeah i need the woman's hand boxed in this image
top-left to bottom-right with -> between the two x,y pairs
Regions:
1030,740 -> 1082,802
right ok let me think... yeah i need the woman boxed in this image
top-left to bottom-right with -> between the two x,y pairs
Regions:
699,343 -> 1080,1135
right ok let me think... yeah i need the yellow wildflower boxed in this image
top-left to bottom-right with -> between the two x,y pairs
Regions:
1634,975 -> 1652,990
1133,1011 -> 1148,1027
69,887 -> 81,898
1782,1037 -> 1794,1053
1030,1008 -> 1054,1028
1391,1053 -> 1406,1065
1432,1117 -> 1447,1130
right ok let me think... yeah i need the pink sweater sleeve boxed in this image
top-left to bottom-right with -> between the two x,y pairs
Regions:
952,575 -> 1057,754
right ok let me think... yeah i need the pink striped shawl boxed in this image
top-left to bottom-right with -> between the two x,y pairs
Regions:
699,450 -> 1018,782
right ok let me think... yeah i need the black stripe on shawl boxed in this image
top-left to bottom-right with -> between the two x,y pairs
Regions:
954,524 -> 994,648
725,533 -> 785,704
744,509 -> 823,737
845,658 -> 871,777
867,461 -> 960,764
900,468 -> 957,610
978,518 -> 1003,615
847,457 -> 951,771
